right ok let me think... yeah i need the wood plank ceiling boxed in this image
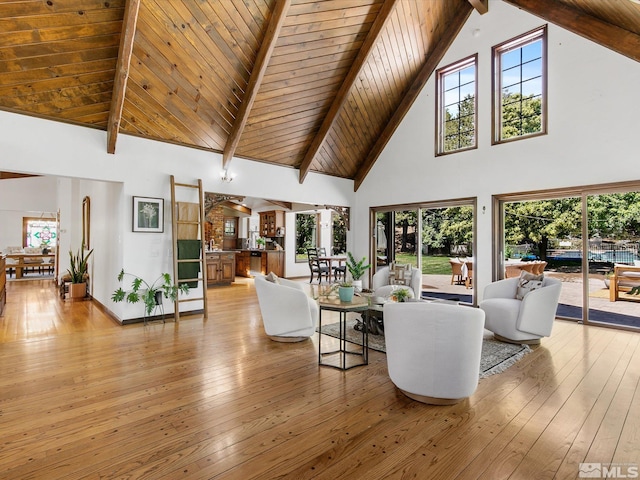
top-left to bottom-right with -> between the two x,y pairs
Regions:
1,0 -> 639,190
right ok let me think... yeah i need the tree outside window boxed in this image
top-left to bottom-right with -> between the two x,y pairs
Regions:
493,26 -> 547,143
295,213 -> 318,262
436,55 -> 477,155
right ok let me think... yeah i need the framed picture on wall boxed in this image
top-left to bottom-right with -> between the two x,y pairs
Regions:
133,196 -> 164,233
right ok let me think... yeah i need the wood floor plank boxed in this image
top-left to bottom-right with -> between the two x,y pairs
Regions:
0,277 -> 639,479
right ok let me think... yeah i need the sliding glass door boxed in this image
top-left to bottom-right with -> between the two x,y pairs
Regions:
497,185 -> 640,330
372,199 -> 476,305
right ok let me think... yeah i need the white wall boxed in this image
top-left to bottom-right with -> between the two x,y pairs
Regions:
0,176 -> 57,250
1,111 -> 354,321
354,0 -> 640,297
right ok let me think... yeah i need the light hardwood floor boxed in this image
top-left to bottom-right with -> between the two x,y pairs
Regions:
1,278 -> 639,479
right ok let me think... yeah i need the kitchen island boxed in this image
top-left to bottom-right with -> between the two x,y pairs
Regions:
235,249 -> 284,278
206,251 -> 236,286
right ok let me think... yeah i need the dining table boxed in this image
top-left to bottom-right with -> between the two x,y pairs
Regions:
318,255 -> 347,281
6,253 -> 56,279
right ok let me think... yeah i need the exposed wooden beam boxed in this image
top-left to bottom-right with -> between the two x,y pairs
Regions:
204,193 -> 245,216
222,0 -> 291,170
354,4 -> 474,191
298,0 -> 400,184
468,0 -> 488,15
503,0 -> 640,63
0,172 -> 38,180
221,201 -> 252,216
106,0 -> 140,154
266,200 -> 292,210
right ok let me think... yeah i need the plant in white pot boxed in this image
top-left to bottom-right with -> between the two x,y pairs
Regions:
67,243 -> 93,299
111,269 -> 190,319
346,252 -> 371,291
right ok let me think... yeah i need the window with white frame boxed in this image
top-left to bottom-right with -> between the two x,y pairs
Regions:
436,55 -> 477,155
493,26 -> 547,143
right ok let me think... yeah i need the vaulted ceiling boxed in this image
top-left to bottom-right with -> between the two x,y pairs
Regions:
1,0 -> 639,190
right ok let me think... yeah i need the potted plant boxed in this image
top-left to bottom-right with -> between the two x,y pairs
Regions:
337,281 -> 355,303
67,243 -> 93,299
111,269 -> 190,318
390,287 -> 410,303
256,237 -> 266,249
346,252 -> 371,291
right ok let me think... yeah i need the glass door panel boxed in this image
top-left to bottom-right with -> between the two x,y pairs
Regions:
420,206 -> 474,304
586,193 -> 640,328
504,197 -> 582,321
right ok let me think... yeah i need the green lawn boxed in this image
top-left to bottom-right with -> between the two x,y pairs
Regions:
393,253 -> 451,275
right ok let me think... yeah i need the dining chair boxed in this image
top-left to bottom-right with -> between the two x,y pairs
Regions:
307,248 -> 330,283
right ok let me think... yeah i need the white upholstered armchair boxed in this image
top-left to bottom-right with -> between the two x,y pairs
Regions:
254,275 -> 318,342
479,276 -> 561,344
372,264 -> 422,299
383,301 -> 485,405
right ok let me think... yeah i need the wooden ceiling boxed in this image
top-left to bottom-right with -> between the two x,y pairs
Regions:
1,0 -> 639,190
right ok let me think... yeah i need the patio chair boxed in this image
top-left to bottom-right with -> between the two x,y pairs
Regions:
449,258 -> 464,285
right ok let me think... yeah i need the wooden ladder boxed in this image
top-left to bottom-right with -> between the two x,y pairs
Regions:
170,175 -> 208,321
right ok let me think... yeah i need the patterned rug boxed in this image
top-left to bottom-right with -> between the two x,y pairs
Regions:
318,319 -> 531,378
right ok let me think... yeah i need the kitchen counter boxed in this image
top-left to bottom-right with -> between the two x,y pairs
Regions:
235,249 -> 284,278
205,251 -> 236,286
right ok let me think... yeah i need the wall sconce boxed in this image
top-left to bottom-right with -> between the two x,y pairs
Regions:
220,170 -> 235,183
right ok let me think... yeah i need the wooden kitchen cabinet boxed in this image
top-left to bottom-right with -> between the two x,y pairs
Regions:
206,252 -> 236,286
235,251 -> 250,277
261,250 -> 284,277
234,250 -> 284,278
259,210 -> 284,237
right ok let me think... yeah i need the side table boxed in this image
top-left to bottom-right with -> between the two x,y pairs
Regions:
318,296 -> 369,370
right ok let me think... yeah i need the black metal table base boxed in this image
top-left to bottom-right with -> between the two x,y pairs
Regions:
319,307 -> 369,370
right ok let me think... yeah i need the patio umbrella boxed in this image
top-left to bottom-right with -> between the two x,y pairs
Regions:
377,221 -> 387,250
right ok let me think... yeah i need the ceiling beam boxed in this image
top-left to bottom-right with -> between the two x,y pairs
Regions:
0,172 -> 38,180
106,0 -> 140,154
503,0 -> 640,63
222,201 -> 252,216
222,0 -> 291,170
266,200 -> 292,210
354,4 -> 474,191
468,0 -> 488,15
298,0 -> 400,184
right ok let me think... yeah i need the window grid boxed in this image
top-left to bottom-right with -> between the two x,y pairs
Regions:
436,55 -> 477,155
493,26 -> 547,143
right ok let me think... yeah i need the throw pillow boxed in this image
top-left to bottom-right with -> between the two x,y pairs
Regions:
265,271 -> 279,284
516,270 -> 544,300
388,262 -> 411,286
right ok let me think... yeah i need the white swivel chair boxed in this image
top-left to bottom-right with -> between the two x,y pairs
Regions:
254,275 -> 318,342
384,302 -> 485,405
372,264 -> 422,299
479,276 -> 561,345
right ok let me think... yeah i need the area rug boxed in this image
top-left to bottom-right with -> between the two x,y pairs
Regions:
318,320 -> 531,378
